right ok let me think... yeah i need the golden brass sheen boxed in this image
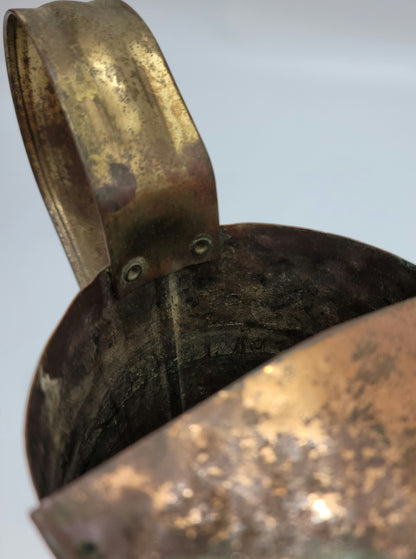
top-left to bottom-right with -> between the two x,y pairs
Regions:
5,0 -> 220,293
6,1 -> 416,558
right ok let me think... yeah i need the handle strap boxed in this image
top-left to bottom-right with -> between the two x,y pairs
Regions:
5,0 -> 219,295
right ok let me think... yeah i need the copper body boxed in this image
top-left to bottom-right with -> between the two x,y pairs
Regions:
4,1 -> 416,558
33,298 -> 416,559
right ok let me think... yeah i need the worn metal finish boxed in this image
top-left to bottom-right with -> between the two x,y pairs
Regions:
6,1 -> 416,557
32,296 -> 416,559
26,223 -> 416,499
5,0 -> 219,294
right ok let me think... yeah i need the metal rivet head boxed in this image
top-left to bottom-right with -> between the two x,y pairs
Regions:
190,235 -> 212,258
125,264 -> 142,282
122,257 -> 147,284
77,541 -> 98,557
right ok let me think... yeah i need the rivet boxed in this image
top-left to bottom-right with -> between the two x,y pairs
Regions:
125,263 -> 142,282
77,541 -> 97,557
122,257 -> 147,284
190,235 -> 212,258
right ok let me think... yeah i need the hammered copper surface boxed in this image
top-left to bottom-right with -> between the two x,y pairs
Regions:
5,0 -> 219,294
32,297 -> 416,559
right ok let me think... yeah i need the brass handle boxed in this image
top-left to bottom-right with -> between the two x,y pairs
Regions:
5,0 -> 219,295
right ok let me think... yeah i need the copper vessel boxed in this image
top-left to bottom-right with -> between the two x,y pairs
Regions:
5,1 -> 416,557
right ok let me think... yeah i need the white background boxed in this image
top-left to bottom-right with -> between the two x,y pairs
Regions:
2,0 -> 416,557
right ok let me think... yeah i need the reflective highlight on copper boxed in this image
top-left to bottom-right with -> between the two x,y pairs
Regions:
32,297 -> 416,558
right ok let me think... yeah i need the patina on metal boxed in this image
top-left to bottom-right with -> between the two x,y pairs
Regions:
24,223 -> 416,502
32,297 -> 416,559
5,0 -> 219,295
5,1 -> 416,558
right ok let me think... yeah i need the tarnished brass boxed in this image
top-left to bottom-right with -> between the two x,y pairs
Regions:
32,297 -> 416,558
5,1 -> 416,558
5,0 -> 219,294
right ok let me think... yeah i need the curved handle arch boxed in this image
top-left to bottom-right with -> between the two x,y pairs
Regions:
5,0 -> 219,295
